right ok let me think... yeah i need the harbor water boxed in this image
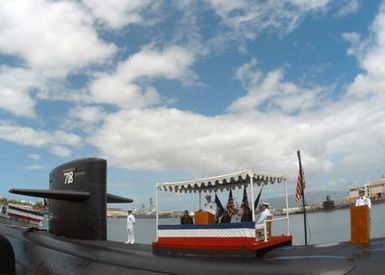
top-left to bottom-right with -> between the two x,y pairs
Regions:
108,203 -> 385,246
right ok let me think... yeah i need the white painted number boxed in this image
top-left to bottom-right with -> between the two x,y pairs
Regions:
64,172 -> 74,184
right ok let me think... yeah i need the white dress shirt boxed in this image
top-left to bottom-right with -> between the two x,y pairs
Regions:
127,213 -> 136,227
255,208 -> 271,229
355,196 -> 372,209
231,213 -> 241,223
204,201 -> 217,216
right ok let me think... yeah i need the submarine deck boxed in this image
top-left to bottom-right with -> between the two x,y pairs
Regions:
2,224 -> 385,274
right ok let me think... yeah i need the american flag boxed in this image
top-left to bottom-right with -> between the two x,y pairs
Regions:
295,151 -> 305,201
226,189 -> 236,215
240,186 -> 250,211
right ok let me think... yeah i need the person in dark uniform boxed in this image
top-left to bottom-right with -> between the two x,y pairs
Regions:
220,210 -> 231,223
241,208 -> 252,222
180,210 -> 193,224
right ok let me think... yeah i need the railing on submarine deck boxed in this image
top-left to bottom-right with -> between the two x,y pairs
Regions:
263,216 -> 289,242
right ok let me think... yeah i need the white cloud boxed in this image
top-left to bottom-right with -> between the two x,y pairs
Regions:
89,76 -> 160,109
0,124 -> 51,147
342,32 -> 365,59
336,0 -> 359,17
0,0 -> 117,118
51,130 -> 82,147
118,45 -> 196,82
24,164 -> 44,170
228,59 -> 328,114
205,0 -> 331,38
288,0 -> 330,10
314,98 -> 385,176
89,46 -> 196,107
28,154 -> 41,160
87,106 -> 325,180
84,37 -> 385,187
0,122 -> 82,156
90,108 -> 297,174
346,2 -> 385,97
87,88 -> 385,187
50,145 -> 71,157
0,0 -> 116,78
63,105 -> 109,133
68,106 -> 107,126
82,0 -> 160,30
0,66 -> 42,117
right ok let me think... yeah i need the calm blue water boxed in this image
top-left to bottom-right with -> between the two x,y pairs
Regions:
108,203 -> 385,246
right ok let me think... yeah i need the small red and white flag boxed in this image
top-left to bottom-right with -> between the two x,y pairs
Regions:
226,189 -> 236,215
240,186 -> 250,211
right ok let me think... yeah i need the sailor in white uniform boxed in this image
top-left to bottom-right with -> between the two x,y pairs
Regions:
355,188 -> 372,209
255,202 -> 271,230
125,209 -> 136,244
230,208 -> 242,223
204,195 -> 217,216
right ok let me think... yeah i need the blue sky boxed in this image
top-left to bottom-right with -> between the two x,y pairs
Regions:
1,0 -> 385,210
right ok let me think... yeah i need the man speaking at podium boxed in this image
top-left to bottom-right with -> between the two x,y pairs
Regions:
204,195 -> 217,216
355,188 -> 372,209
351,188 -> 372,244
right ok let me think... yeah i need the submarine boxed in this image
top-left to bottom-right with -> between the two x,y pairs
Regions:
1,158 -> 385,275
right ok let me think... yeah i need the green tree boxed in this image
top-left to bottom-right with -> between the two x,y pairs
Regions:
33,202 -> 44,210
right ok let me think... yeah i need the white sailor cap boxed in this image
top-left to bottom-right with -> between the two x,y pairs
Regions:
262,202 -> 270,206
205,194 -> 212,198
358,188 -> 365,193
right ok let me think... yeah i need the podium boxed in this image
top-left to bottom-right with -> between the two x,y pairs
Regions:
195,211 -> 215,224
350,205 -> 370,244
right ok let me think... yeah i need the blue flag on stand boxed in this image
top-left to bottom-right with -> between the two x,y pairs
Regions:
254,185 -> 264,210
215,193 -> 224,223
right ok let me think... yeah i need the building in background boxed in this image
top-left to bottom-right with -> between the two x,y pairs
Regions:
344,176 -> 385,204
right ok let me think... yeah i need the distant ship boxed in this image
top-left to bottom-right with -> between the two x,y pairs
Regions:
322,195 -> 336,210
0,202 -> 44,227
133,198 -> 157,218
106,198 -> 166,218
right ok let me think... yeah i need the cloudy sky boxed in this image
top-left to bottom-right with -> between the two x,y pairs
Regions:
1,0 -> 385,210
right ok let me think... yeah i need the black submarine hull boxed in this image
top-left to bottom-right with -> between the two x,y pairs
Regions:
2,223 -> 385,275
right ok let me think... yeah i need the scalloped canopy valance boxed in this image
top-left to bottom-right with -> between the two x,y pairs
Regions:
156,169 -> 286,193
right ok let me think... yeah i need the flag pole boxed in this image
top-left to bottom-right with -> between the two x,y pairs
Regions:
297,150 -> 308,246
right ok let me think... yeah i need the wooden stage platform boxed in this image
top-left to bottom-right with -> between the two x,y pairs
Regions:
152,222 -> 292,257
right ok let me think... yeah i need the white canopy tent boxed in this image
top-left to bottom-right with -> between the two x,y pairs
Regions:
155,169 -> 290,240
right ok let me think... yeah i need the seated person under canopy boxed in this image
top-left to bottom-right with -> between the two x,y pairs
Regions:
180,210 -> 193,224
220,210 -> 231,223
255,202 -> 271,230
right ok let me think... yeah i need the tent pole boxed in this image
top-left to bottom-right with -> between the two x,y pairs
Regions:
156,185 -> 159,241
250,176 -> 255,222
285,178 -> 290,235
